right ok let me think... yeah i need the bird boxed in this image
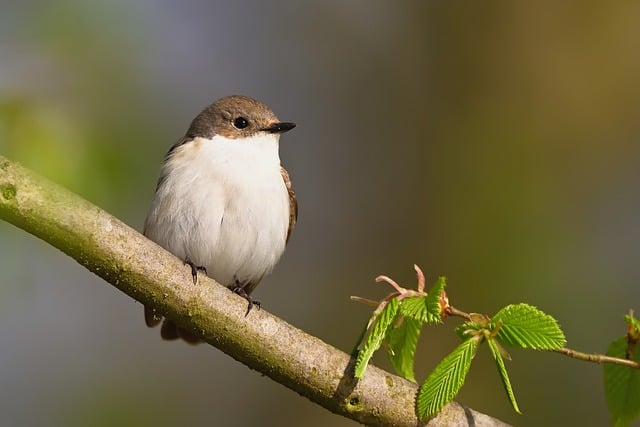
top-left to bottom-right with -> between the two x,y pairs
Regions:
142,95 -> 297,343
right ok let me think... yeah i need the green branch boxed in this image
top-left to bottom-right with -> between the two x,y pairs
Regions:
0,155 -> 508,427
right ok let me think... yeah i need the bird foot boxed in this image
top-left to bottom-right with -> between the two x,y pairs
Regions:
184,257 -> 207,284
232,286 -> 261,316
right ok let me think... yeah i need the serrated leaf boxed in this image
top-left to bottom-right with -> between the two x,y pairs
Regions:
399,296 -> 429,323
398,277 -> 446,325
493,303 -> 565,350
487,338 -> 521,413
416,335 -> 480,420
387,316 -> 421,382
350,322 -> 368,358
354,298 -> 399,379
604,336 -> 640,427
455,321 -> 482,340
424,276 -> 447,323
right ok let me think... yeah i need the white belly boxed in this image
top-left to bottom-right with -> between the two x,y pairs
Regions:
144,134 -> 290,288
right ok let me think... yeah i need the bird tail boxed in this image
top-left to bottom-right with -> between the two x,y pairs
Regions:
144,306 -> 202,344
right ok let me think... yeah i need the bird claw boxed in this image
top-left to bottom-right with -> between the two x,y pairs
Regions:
232,286 -> 261,316
184,257 -> 207,284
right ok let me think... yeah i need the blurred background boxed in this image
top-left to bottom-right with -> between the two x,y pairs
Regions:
1,2 -> 639,426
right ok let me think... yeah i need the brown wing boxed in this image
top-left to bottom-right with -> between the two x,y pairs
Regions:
281,165 -> 297,243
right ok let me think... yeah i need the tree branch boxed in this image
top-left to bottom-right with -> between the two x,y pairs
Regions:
0,155 -> 509,427
552,347 -> 640,369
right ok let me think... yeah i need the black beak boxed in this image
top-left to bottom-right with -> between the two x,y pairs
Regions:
263,122 -> 296,134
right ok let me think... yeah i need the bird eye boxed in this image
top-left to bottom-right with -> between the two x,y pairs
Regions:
233,117 -> 249,129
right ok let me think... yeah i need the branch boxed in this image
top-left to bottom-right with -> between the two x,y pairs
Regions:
0,155 -> 509,427
552,347 -> 640,369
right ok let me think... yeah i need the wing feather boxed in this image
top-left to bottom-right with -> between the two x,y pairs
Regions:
280,166 -> 297,243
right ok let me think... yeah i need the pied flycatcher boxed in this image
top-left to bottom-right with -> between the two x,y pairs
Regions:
143,95 -> 297,343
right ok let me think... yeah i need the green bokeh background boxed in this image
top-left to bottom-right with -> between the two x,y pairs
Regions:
1,2 -> 639,426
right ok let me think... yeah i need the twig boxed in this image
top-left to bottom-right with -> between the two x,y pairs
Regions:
553,347 -> 640,369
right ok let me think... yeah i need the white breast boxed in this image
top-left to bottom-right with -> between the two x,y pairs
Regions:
144,133 -> 290,289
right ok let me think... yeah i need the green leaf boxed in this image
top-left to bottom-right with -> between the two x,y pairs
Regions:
387,316 -> 421,382
604,336 -> 640,427
487,338 -> 521,414
398,277 -> 446,325
455,321 -> 482,340
424,276 -> 447,323
416,335 -> 480,420
350,322 -> 368,358
399,296 -> 429,323
493,303 -> 565,350
354,298 -> 399,379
